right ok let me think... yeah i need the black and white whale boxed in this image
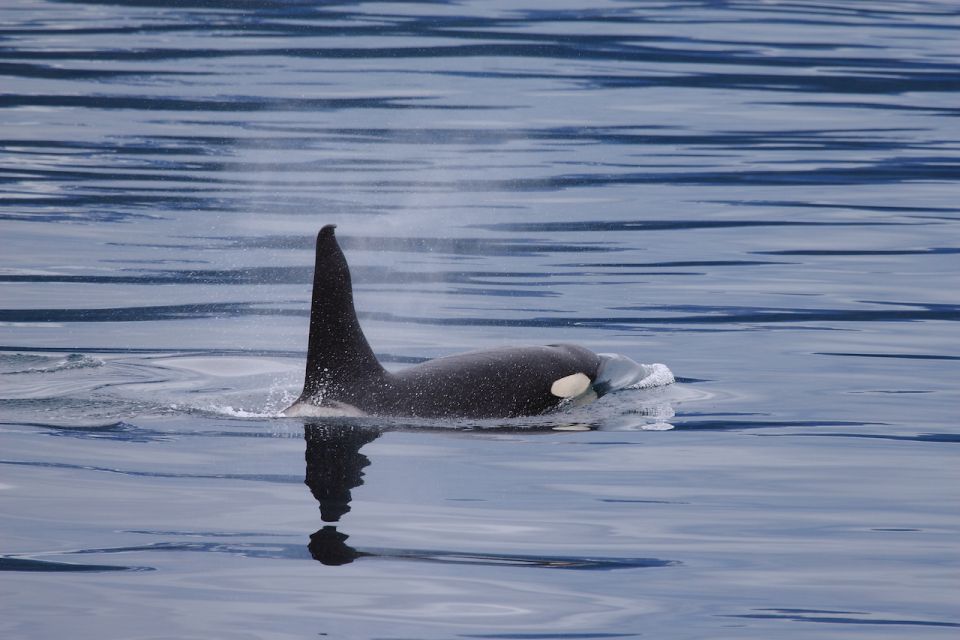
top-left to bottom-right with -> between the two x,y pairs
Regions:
283,225 -> 663,419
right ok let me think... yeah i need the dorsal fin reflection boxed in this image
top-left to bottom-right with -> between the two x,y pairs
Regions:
303,422 -> 382,523
300,422 -> 676,570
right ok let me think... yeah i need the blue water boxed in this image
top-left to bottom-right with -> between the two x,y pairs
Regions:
2,1 -> 959,637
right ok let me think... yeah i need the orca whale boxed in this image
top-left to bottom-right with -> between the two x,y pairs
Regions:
283,225 -> 604,419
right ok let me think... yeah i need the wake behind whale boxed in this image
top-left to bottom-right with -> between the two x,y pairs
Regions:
284,226 -> 671,419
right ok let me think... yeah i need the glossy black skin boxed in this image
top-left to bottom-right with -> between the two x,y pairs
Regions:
290,225 -> 601,419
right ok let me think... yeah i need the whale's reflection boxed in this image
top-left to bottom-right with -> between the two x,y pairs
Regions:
301,421 -> 677,570
304,422 -> 381,524
308,526 -> 368,566
303,422 -> 380,565
23,422 -> 674,570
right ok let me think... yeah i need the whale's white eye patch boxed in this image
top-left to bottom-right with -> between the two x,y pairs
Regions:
550,372 -> 591,398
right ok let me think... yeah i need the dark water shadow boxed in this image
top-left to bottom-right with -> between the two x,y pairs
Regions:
673,419 -> 883,432
723,608 -> 960,628
0,556 -> 152,573
0,420 -> 173,443
462,633 -> 640,639
4,300 -> 955,328
764,432 -> 960,444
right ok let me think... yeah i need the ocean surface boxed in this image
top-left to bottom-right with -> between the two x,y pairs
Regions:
2,1 -> 959,638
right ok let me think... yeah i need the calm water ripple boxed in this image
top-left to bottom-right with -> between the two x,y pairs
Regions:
2,1 -> 959,638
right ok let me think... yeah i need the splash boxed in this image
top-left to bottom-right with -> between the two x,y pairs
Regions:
199,405 -> 284,419
594,353 -> 675,394
189,376 -> 302,419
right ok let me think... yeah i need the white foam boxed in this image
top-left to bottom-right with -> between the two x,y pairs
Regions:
629,363 -> 676,389
640,422 -> 675,431
203,405 -> 283,419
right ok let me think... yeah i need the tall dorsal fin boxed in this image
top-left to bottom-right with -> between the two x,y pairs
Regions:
300,225 -> 384,399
